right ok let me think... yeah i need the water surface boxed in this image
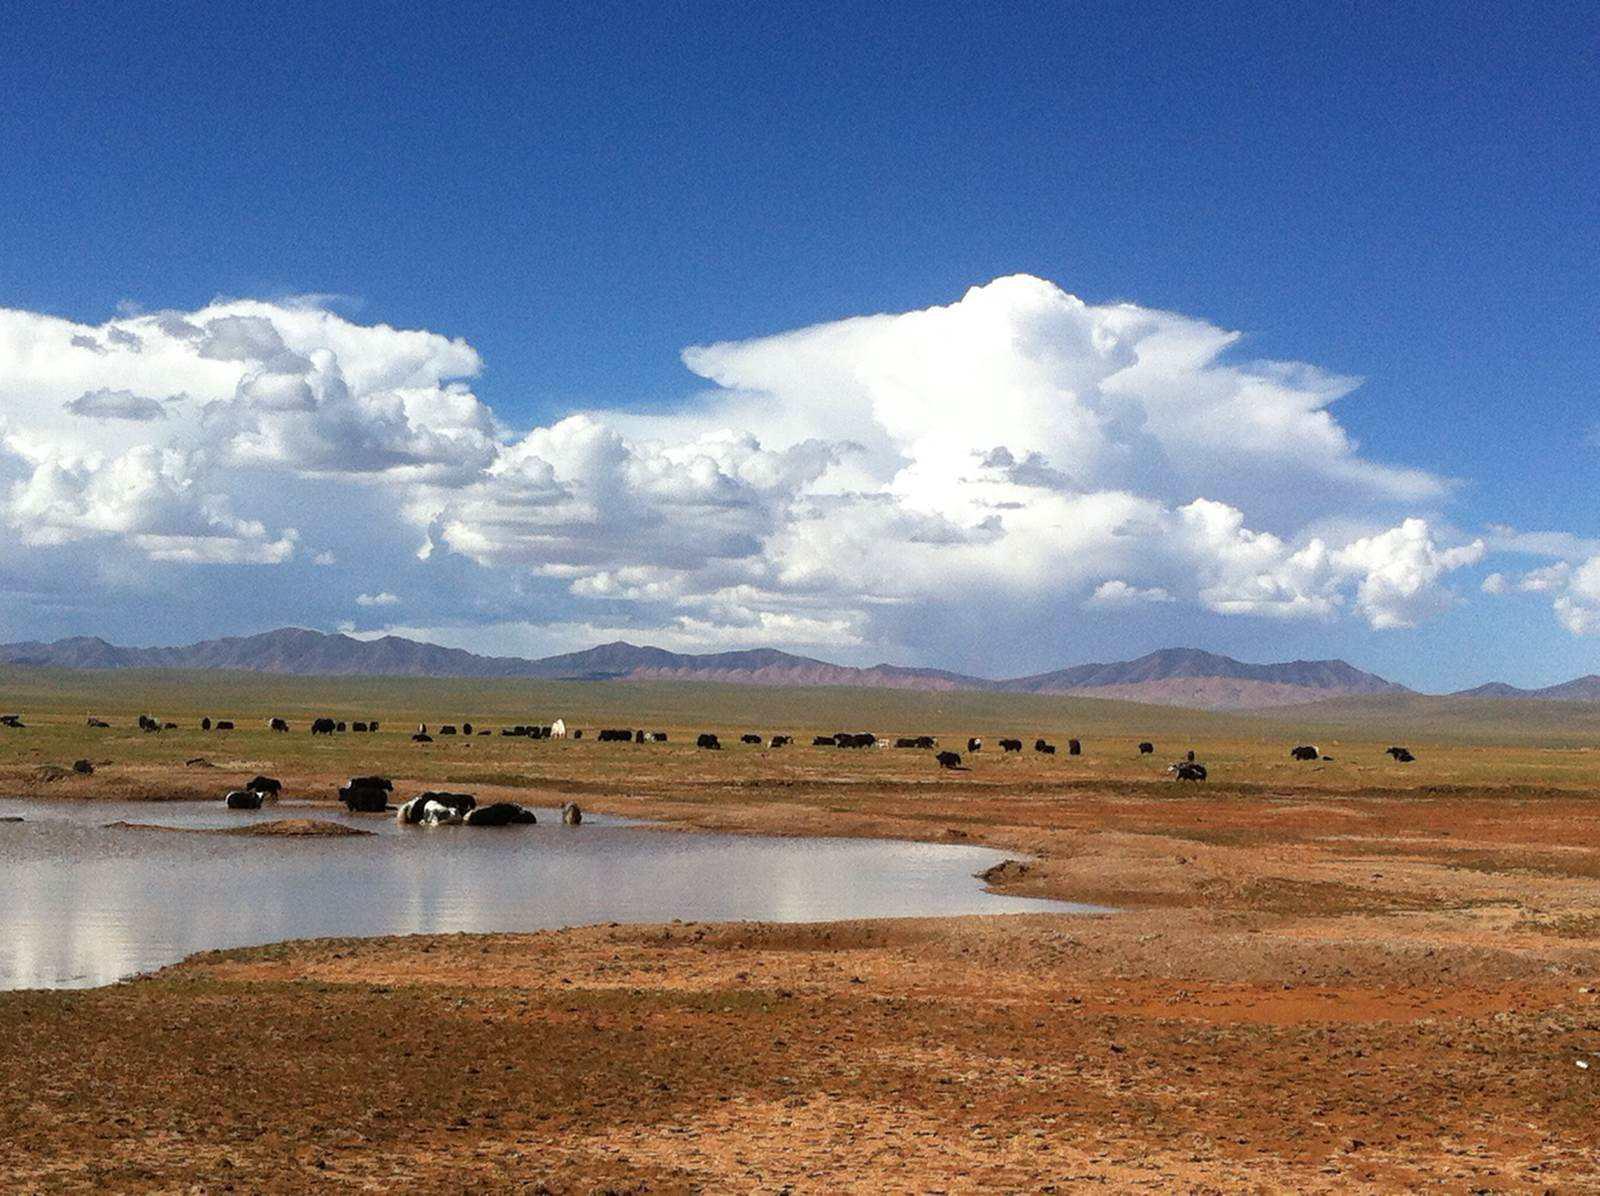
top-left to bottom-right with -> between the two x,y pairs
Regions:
0,798 -> 1100,989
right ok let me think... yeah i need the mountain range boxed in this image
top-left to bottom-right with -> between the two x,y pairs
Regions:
4,627 -> 1592,710
0,627 -> 1423,710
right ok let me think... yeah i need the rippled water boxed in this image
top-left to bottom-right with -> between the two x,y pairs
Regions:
0,798 -> 1102,989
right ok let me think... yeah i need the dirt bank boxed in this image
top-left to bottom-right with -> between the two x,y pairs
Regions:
101,817 -> 372,837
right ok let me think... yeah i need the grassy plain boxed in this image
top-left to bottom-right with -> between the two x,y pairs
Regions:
7,664 -> 1600,797
2,667 -> 1600,1191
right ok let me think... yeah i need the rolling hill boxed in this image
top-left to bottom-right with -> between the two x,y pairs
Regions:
0,630 -> 1414,710
1451,675 -> 1600,702
998,647 -> 1406,709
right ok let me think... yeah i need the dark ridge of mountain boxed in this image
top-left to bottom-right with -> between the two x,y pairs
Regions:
1452,675 -> 1600,702
382,640 -> 994,690
0,636 -> 154,670
0,629 -> 1408,708
0,629 -> 988,690
1536,676 -> 1600,701
1452,681 -> 1537,699
0,629 -> 544,679
998,648 -> 1408,696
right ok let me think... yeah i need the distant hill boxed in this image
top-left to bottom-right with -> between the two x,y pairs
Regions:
997,648 -> 1407,710
0,629 -> 989,690
1452,675 -> 1600,702
0,629 -> 1409,709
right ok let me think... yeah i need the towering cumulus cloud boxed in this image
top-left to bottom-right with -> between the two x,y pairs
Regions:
0,276 -> 1516,657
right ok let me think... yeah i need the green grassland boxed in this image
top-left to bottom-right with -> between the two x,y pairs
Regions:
1,665 -> 1598,799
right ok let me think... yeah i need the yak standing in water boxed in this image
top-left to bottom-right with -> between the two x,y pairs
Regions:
245,775 -> 282,800
340,777 -> 394,812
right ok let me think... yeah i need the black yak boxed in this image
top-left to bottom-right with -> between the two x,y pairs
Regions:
463,802 -> 537,827
340,776 -> 393,812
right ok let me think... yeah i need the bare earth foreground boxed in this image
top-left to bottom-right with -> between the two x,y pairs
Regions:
2,677 -> 1599,1191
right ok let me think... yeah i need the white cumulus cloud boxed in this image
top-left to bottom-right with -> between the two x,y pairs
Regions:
0,276 -> 1537,657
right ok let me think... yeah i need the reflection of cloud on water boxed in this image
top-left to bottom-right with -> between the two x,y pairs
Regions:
0,802 -> 1098,990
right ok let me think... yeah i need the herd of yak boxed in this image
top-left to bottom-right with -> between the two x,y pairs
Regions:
220,772 -> 577,828
9,713 -> 1420,797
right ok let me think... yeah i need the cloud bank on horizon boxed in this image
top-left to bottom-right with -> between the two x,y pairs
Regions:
0,275 -> 1586,661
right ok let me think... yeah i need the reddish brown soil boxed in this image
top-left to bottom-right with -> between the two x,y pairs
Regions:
3,773 -> 1599,1191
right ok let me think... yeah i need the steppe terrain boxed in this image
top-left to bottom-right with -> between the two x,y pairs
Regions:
2,666 -> 1598,1191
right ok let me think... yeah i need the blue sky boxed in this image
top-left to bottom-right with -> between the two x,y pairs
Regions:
0,2 -> 1596,689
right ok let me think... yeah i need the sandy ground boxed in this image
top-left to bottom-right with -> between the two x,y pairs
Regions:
3,761 -> 1600,1192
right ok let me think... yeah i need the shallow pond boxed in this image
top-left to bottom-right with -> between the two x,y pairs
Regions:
0,798 -> 1102,989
